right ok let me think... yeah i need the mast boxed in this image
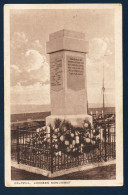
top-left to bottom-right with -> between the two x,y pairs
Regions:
102,56 -> 105,118
103,55 -> 107,162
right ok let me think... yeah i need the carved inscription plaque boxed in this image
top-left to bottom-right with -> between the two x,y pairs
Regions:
67,56 -> 85,90
68,56 -> 84,75
50,57 -> 63,91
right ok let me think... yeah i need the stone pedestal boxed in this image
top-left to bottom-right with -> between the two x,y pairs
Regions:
46,29 -> 92,127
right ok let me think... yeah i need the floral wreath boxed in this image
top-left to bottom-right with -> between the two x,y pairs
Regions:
25,118 -> 102,157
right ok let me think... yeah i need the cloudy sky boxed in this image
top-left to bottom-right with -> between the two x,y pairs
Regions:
10,8 -> 115,109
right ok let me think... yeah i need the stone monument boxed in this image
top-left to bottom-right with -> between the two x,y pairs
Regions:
46,29 -> 92,126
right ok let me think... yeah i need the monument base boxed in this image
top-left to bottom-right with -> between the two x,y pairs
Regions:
46,114 -> 92,127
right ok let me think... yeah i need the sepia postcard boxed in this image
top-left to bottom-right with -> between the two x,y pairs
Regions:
4,4 -> 123,187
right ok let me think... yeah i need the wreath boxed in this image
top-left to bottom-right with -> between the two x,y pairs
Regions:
25,119 -> 102,157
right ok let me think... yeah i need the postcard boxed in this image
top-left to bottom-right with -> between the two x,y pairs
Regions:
4,4 -> 123,187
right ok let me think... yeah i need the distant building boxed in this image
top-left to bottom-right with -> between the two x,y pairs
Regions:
11,107 -> 115,124
88,107 -> 115,115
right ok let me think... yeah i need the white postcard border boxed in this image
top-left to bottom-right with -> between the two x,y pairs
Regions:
4,4 -> 123,187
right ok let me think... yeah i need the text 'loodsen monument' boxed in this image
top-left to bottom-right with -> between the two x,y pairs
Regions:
46,29 -> 92,126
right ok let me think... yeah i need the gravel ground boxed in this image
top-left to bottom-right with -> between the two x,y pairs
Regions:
11,164 -> 116,180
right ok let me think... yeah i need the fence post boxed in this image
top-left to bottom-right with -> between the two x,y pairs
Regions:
108,123 -> 110,143
99,128 -> 102,162
114,123 -> 116,158
50,125 -> 53,174
107,123 -> 110,160
17,126 -> 20,164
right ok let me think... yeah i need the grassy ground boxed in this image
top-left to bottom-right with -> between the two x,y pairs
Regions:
11,164 -> 116,180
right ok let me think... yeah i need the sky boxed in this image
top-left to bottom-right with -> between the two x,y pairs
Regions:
10,8 -> 115,109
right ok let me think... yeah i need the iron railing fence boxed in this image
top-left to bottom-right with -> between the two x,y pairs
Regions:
11,120 -> 116,173
11,124 -> 44,161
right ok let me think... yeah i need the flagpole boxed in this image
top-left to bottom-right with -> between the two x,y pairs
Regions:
102,55 -> 106,118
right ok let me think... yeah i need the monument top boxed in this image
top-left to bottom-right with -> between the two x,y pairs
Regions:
49,29 -> 85,41
47,29 -> 88,54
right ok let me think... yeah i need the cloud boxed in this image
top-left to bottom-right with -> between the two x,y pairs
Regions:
86,37 -> 114,83
11,61 -> 50,86
86,37 -> 115,106
88,38 -> 112,61
86,55 -> 115,90
11,64 -> 21,73
11,43 -> 50,86
31,40 -> 42,49
10,38 -> 50,104
11,32 -> 28,49
24,49 -> 48,72
11,65 -> 22,86
106,49 -> 112,55
10,32 -> 50,88
11,82 -> 50,105
10,32 -> 114,106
